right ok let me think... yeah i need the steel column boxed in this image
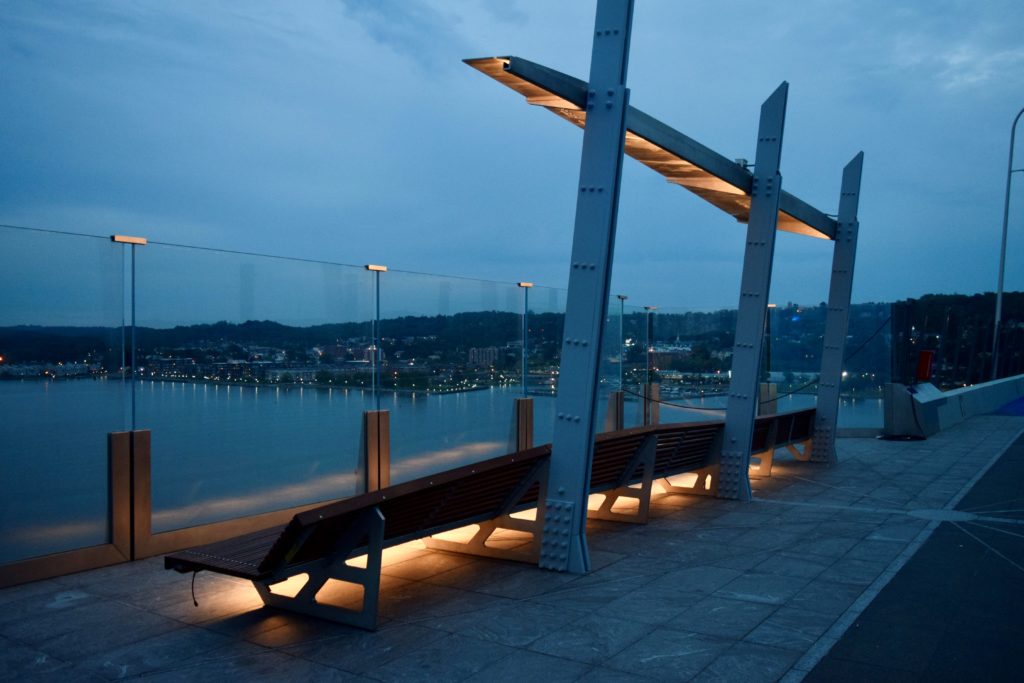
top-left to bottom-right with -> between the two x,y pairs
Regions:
812,153 -> 864,463
544,0 -> 634,573
719,83 -> 788,501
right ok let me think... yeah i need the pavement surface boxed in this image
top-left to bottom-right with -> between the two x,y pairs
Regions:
1,413 -> 1022,682
806,429 -> 1024,682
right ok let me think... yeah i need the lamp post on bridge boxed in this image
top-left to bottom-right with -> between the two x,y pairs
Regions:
992,105 -> 1024,381
617,294 -> 628,389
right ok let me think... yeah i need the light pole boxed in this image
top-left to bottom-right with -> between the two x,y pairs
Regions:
992,106 -> 1024,381
616,294 -> 627,388
519,282 -> 532,396
644,306 -> 657,384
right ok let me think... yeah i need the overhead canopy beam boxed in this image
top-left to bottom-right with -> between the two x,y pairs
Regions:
465,56 -> 837,241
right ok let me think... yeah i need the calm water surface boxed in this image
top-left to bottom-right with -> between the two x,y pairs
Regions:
0,380 -> 880,563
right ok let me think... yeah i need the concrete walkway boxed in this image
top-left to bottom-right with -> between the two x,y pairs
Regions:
2,414 -> 1021,682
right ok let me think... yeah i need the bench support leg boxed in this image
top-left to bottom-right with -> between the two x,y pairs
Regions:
749,449 -> 775,478
660,464 -> 719,497
787,438 -> 813,462
423,460 -> 550,564
422,512 -> 544,563
253,507 -> 385,631
589,434 -> 657,524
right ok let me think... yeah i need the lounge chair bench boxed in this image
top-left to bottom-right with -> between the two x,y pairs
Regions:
588,419 -> 724,522
749,407 -> 815,476
166,444 -> 551,629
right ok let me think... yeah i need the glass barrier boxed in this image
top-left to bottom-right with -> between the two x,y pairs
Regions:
379,271 -> 524,481
0,226 -> 125,563
649,305 -> 732,425
135,243 -> 374,532
595,295 -> 625,432
838,303 -> 891,427
764,303 -> 820,416
525,285 -> 564,445
620,303 -> 648,428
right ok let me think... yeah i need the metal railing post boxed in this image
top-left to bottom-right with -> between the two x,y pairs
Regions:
364,410 -> 391,492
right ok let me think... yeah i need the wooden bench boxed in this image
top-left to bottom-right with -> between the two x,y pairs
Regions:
165,410 -> 812,628
588,420 -> 724,523
749,407 -> 816,477
165,444 -> 551,629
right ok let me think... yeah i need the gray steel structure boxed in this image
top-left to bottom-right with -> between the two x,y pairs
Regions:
538,0 -> 634,573
717,84 -> 788,500
468,0 -> 863,566
811,154 -> 864,464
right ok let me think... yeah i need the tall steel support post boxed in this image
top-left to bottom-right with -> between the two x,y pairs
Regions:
543,0 -> 634,574
811,153 -> 864,464
992,106 -> 1024,380
719,84 -> 788,501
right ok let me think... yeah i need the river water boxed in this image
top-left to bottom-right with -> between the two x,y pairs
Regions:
0,379 -> 881,563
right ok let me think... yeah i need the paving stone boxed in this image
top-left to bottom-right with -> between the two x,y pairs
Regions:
139,649 -> 365,682
367,632 -> 515,682
463,649 -> 590,682
380,581 -> 509,622
730,528 -> 806,551
0,587 -> 99,628
606,628 -> 732,680
422,556 -> 528,591
713,572 -> 810,606
692,640 -> 800,682
0,578 -> 73,608
826,558 -> 888,587
472,565 -> 579,600
0,634 -> 70,678
418,599 -> 584,647
786,534 -> 859,559
77,628 -> 263,680
527,614 -> 653,665
602,587 -> 700,626
528,573 -> 649,611
644,565 -> 743,596
668,596 -> 777,639
752,552 -> 833,580
842,539 -> 906,564
4,598 -> 184,661
282,623 -> 448,674
782,581 -> 864,622
744,606 -> 838,651
380,551 -> 476,581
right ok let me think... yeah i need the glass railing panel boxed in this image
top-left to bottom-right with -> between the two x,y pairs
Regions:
764,303 -> 821,416
650,305 -> 732,425
0,226 -> 125,563
135,244 -> 374,532
838,302 -> 891,428
526,285 -> 565,397
595,296 -> 621,432
521,285 -> 564,449
379,271 -> 524,481
620,304 -> 648,428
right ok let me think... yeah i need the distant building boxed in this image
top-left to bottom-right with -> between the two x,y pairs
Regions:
468,347 -> 499,367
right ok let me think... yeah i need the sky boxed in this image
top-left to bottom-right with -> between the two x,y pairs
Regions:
2,0 -> 1023,316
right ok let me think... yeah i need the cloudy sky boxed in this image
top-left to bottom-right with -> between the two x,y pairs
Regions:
2,0 -> 1023,313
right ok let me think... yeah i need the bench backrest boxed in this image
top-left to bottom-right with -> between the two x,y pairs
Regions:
589,419 -> 725,492
752,407 -> 815,452
259,444 -> 551,573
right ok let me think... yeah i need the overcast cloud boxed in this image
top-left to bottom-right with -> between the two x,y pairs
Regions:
1,0 -> 1022,314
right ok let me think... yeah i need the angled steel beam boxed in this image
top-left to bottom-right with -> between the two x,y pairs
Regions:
465,56 -> 836,240
812,153 -> 864,464
542,0 -> 634,574
718,83 -> 788,501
